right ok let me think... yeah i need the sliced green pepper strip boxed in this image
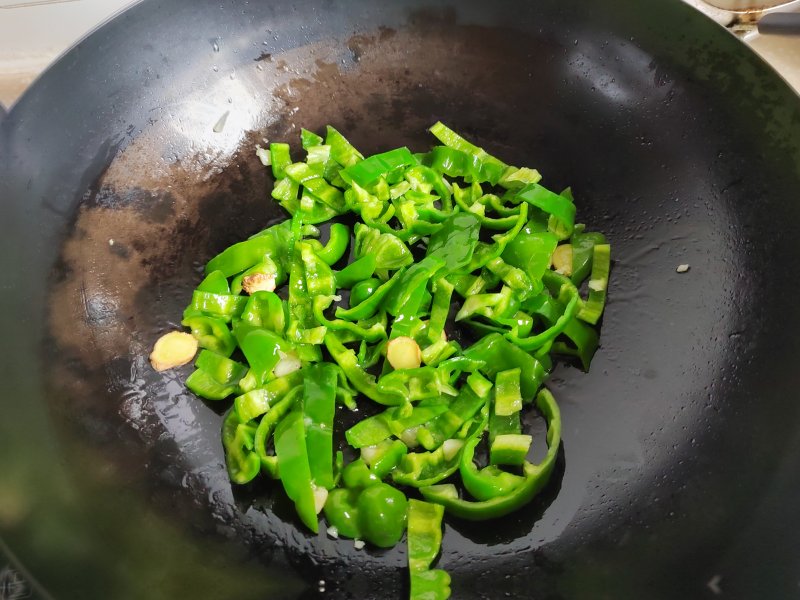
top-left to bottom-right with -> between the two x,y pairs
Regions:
196,270 -> 230,294
416,386 -> 486,451
426,212 -> 481,273
312,296 -> 387,343
324,332 -> 405,406
304,363 -> 338,489
429,121 -> 507,172
301,128 -> 324,149
253,385 -> 304,478
184,291 -> 247,323
462,333 -> 547,402
428,146 -> 505,186
335,268 -> 404,322
182,315 -> 237,357
354,223 -> 413,276
345,413 -> 393,449
325,125 -> 365,168
553,317 -> 599,371
490,433 -> 533,467
377,367 -> 458,403
275,409 -> 319,532
236,327 -> 287,387
408,499 -> 451,600
420,387 -> 561,520
269,142 -> 292,179
335,255 -> 377,289
369,440 -> 409,479
195,349 -> 248,387
494,368 -> 523,417
186,368 -> 239,401
285,162 -> 345,213
489,403 -> 521,444
504,282 -> 580,352
514,183 -> 576,238
235,370 -> 304,423
239,291 -> 285,334
206,234 -> 279,277
570,231 -> 607,285
222,409 -> 260,484
341,146 -> 418,188
459,437 -> 526,501
314,222 -> 350,266
323,488 -> 363,539
300,241 -> 337,297
577,243 -> 610,326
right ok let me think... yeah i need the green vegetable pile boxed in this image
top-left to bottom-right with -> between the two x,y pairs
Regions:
177,123 -> 610,599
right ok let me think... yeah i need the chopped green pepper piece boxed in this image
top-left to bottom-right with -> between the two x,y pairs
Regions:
275,409 -> 319,533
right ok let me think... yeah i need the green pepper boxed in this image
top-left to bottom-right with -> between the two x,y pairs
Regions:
303,363 -> 338,489
196,269 -> 230,294
494,368 -> 523,417
325,125 -> 364,168
274,409 -> 319,533
364,439 -> 409,479
462,333 -> 547,402
349,276 -> 381,307
235,327 -> 287,387
183,290 -> 247,323
420,387 -> 561,520
354,223 -> 413,277
341,146 -> 418,188
238,291 -> 285,334
513,183 -> 576,239
335,255 -> 376,289
323,488 -> 363,539
425,212 -> 481,273
377,367 -> 458,404
577,243 -> 610,325
222,408 -> 261,484
206,220 -> 291,277
299,241 -> 336,297
342,459 -> 380,489
269,142 -> 292,178
182,315 -> 237,357
357,483 -> 408,547
312,295 -> 387,343
416,386 -> 486,451
300,128 -> 324,149
490,433 -> 533,467
335,269 -> 403,322
324,332 -> 405,406
315,223 -> 350,265
253,384 -> 304,478
305,222 -> 349,267
459,437 -> 526,501
186,368 -> 240,401
284,162 -> 345,213
570,231 -> 607,285
408,499 -> 450,600
234,370 -> 304,423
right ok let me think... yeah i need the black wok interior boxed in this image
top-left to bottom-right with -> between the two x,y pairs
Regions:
3,0 -> 800,598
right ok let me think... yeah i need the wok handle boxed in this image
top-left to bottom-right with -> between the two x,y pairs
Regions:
758,12 -> 800,35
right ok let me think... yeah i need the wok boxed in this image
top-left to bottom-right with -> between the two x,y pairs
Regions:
3,0 -> 800,598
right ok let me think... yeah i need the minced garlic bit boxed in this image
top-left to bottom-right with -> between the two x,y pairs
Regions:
274,351 -> 302,377
326,526 -> 339,539
242,272 -> 276,294
312,485 -> 328,515
150,331 -> 198,372
353,539 -> 365,550
676,264 -> 690,273
386,336 -> 422,370
588,278 -> 607,292
552,244 -> 573,276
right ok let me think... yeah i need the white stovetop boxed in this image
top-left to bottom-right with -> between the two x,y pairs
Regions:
1,0 -> 800,109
